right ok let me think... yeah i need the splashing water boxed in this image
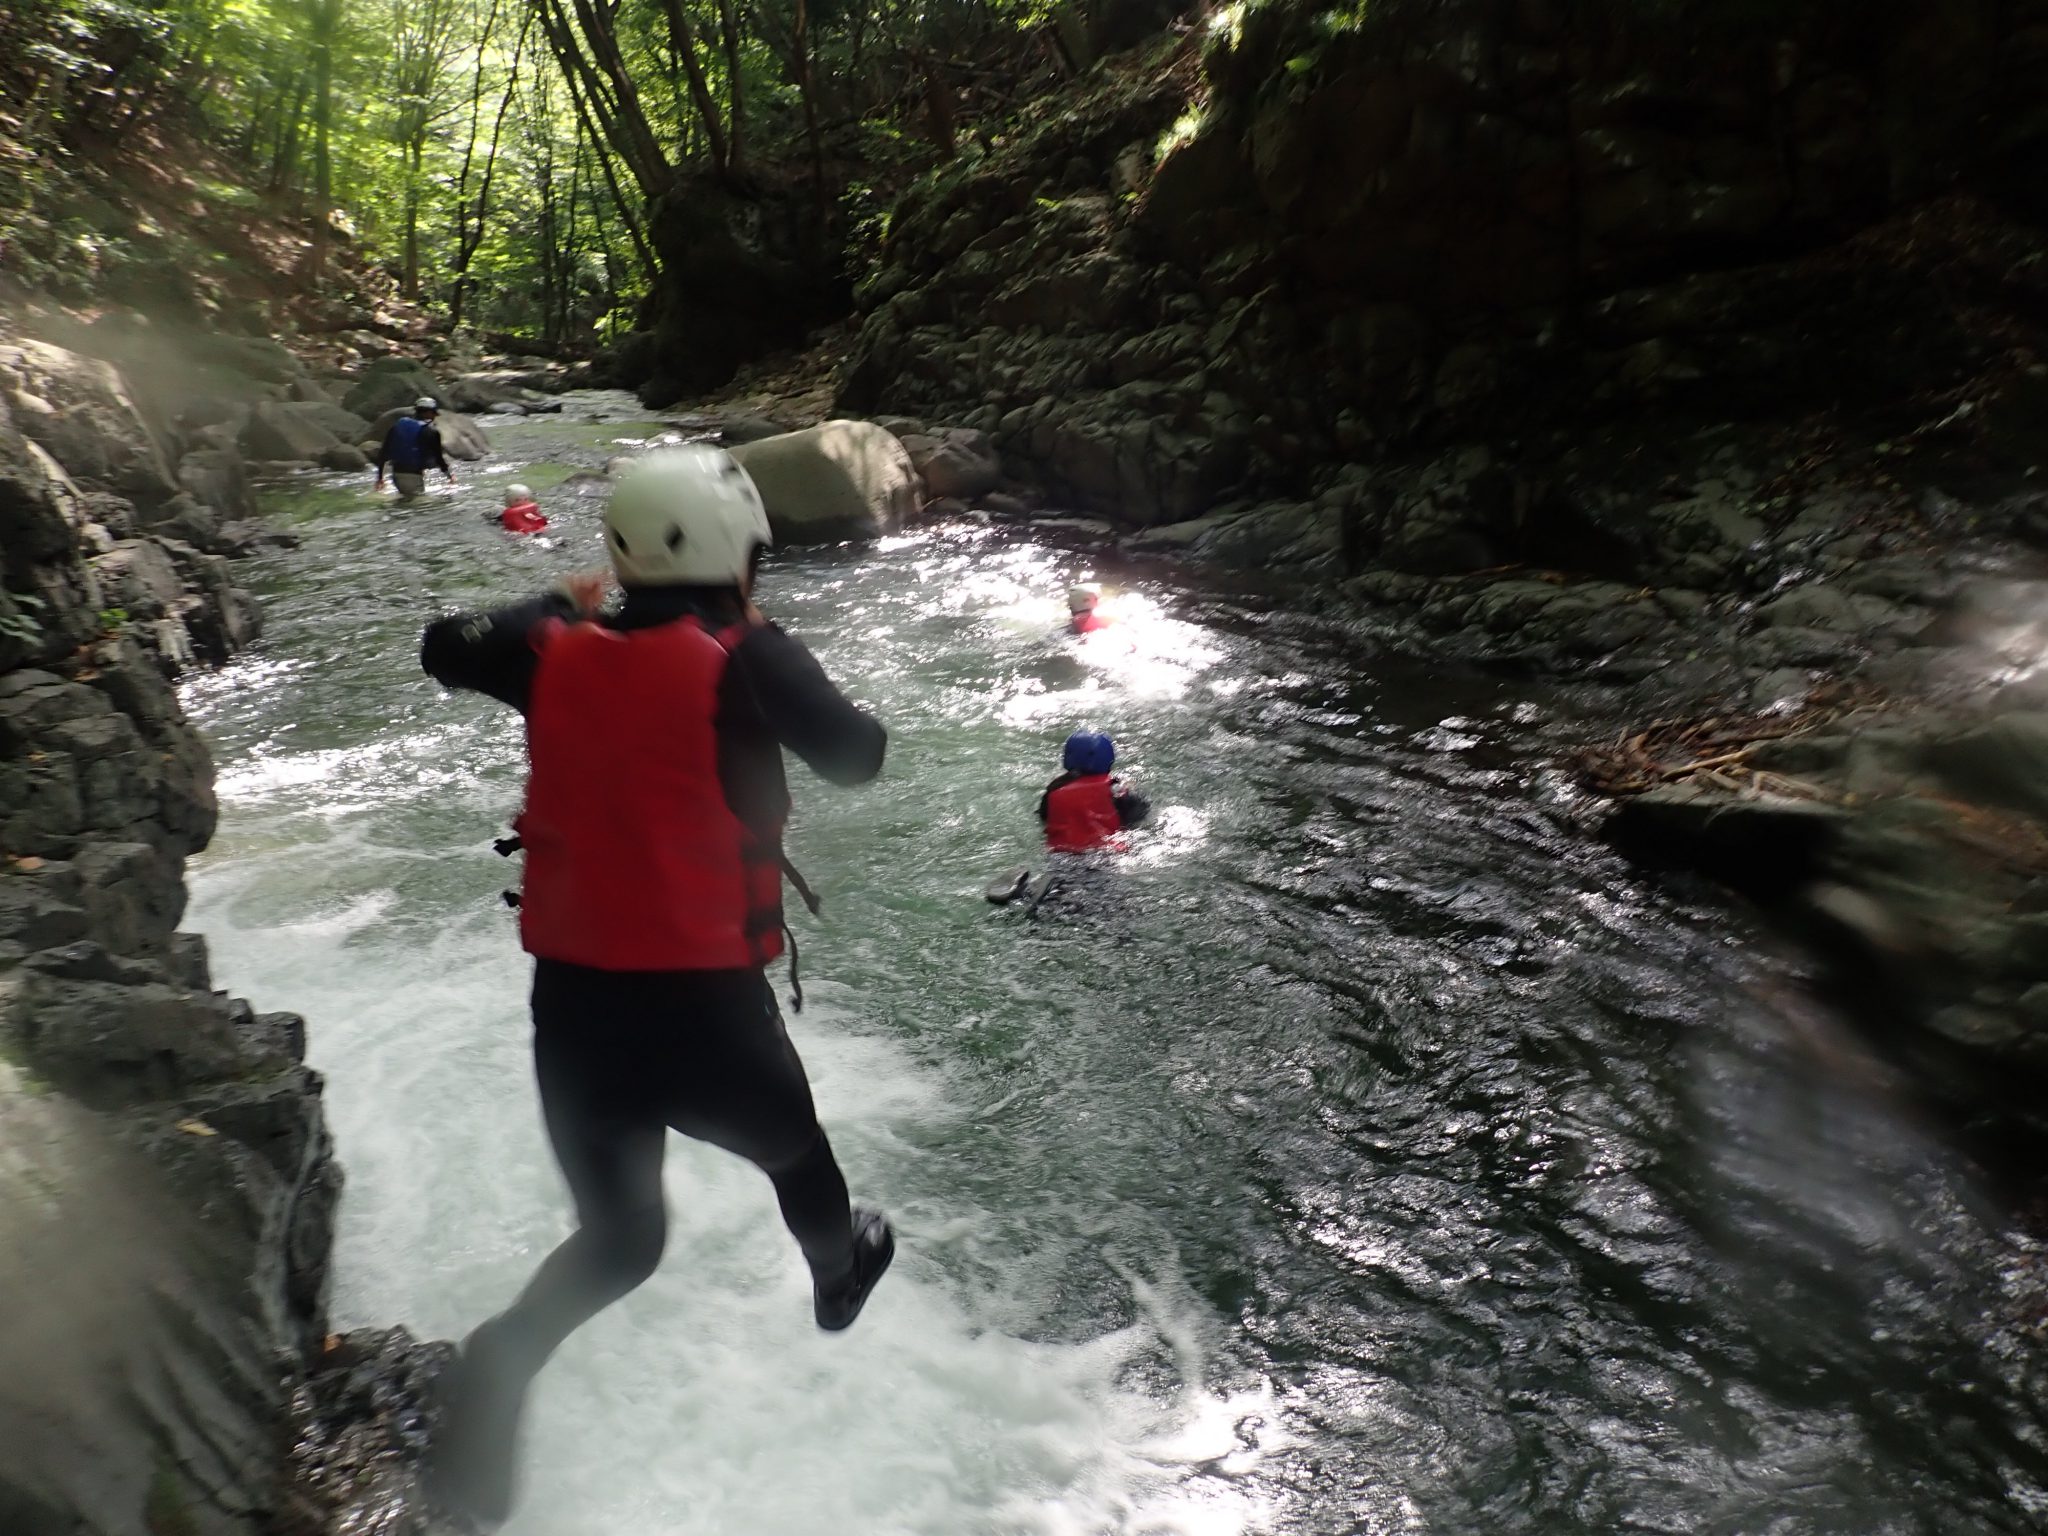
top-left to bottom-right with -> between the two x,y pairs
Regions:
185,397 -> 2048,1535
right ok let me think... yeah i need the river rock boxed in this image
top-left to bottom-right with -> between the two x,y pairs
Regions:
341,357 -> 443,419
1192,501 -> 1339,566
0,397 -> 83,562
1917,713 -> 2048,822
442,374 -> 535,413
0,338 -> 179,508
173,446 -> 258,526
90,538 -> 187,621
137,492 -> 221,553
212,521 -> 302,557
899,427 -> 1002,501
558,470 -> 613,497
1755,584 -> 1912,633
318,442 -> 370,472
1607,784 -> 1846,895
1127,511 -> 1236,551
717,413 -> 796,446
241,401 -> 357,463
731,419 -> 921,543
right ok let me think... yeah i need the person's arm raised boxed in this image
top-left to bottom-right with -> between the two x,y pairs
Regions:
419,579 -> 594,712
733,623 -> 886,786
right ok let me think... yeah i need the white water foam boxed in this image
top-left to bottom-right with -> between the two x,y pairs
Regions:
191,786 -> 1284,1535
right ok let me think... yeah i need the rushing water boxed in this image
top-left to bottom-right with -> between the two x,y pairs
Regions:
184,396 -> 2048,1535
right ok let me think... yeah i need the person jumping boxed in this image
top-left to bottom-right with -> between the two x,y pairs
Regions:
418,444 -> 895,1523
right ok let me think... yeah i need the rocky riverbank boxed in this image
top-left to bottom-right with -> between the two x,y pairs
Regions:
0,318 -> 443,1535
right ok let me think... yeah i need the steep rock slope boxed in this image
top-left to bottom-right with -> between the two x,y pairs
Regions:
0,329 -> 441,1536
842,0 -> 2048,560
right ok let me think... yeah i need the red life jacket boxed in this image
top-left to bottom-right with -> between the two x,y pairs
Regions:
516,616 -> 787,970
1044,773 -> 1124,853
1070,611 -> 1111,634
501,502 -> 548,533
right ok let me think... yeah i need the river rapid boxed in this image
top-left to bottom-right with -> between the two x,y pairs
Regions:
183,395 -> 2048,1535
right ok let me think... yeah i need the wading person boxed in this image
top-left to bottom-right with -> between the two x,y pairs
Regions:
418,445 -> 895,1523
374,396 -> 456,497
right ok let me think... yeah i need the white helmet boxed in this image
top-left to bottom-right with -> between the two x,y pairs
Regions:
1068,583 -> 1102,612
603,445 -> 771,586
505,483 -> 534,507
415,396 -> 439,412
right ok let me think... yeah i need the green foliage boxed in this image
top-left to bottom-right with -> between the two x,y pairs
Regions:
1154,101 -> 1206,161
97,606 -> 130,631
4,0 -> 1107,348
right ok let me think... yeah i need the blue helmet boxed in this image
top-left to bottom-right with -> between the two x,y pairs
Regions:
1062,730 -> 1114,775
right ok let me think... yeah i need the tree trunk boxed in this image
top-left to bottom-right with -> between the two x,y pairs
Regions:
551,47 -> 660,282
716,0 -> 745,170
450,2 -> 522,329
922,54 -> 957,158
403,136 -> 424,298
654,0 -> 728,174
792,0 -> 826,231
306,0 -> 343,278
534,0 -> 674,201
268,68 -> 312,193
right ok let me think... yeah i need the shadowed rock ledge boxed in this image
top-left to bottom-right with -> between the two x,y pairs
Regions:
0,321 -> 444,1536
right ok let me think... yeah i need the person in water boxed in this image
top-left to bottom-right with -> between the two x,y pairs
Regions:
499,482 -> 547,533
373,396 -> 456,497
1040,729 -> 1148,852
417,444 -> 894,1523
1068,583 -> 1112,634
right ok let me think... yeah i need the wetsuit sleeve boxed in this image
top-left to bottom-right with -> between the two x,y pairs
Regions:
373,424 -> 397,472
1112,779 -> 1150,828
422,424 -> 450,474
730,625 -> 886,785
419,593 -> 575,713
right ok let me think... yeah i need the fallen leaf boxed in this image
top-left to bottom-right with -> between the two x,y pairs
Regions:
175,1118 -> 218,1137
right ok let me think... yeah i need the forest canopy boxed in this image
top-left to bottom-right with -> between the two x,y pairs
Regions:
0,0 -> 1113,347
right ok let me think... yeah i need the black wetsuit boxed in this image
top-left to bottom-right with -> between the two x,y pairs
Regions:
420,583 -> 885,1374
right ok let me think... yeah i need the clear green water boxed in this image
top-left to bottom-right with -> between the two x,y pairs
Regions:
184,395 -> 2048,1535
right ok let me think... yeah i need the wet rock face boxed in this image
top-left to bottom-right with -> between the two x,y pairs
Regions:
0,339 -> 180,510
0,321 -> 440,1535
838,0 -> 2048,537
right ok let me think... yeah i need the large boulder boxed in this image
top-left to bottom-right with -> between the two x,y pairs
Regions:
240,401 -> 364,463
0,339 -> 179,507
173,448 -> 257,526
0,395 -> 81,564
341,358 -> 442,420
730,420 -> 921,543
363,407 -> 490,462
897,427 -> 1002,502
1918,713 -> 2048,822
442,374 -> 540,414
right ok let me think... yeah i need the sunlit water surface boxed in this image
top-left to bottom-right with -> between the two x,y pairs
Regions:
184,395 -> 2048,1535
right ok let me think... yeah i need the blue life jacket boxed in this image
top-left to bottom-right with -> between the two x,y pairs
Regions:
385,415 -> 430,472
